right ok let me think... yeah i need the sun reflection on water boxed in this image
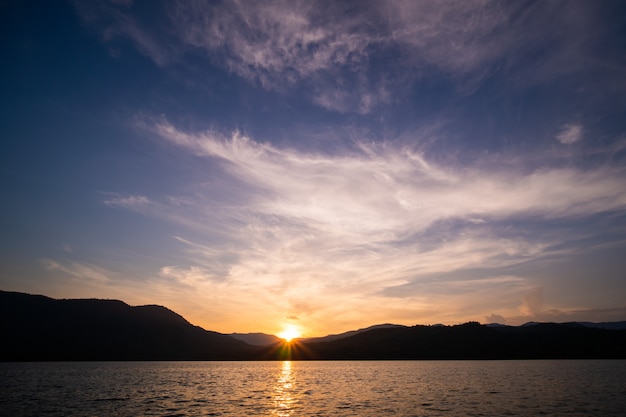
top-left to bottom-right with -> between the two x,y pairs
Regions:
272,361 -> 296,416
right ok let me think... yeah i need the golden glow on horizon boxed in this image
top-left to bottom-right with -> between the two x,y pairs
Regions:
277,324 -> 301,342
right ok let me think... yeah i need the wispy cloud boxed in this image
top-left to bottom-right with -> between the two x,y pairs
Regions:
74,1 -> 615,114
556,123 -> 583,145
103,194 -> 151,210
61,1 -> 626,333
72,1 -> 175,66
519,286 -> 544,316
42,259 -> 112,283
160,265 -> 224,286
102,117 -> 626,330
148,118 -> 626,225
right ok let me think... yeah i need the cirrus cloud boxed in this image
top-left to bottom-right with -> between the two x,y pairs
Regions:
73,0 -> 615,114
101,116 -> 626,330
556,123 -> 583,144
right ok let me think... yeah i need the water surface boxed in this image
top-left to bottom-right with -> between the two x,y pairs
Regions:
1,360 -> 625,416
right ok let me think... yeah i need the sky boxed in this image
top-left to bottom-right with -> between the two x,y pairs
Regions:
2,0 -> 626,337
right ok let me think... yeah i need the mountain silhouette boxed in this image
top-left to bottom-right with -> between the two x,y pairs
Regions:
266,321 -> 626,360
2,290 -> 625,361
229,332 -> 282,346
0,290 -> 258,360
300,323 -> 407,344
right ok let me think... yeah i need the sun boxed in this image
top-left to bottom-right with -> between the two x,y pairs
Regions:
277,325 -> 301,342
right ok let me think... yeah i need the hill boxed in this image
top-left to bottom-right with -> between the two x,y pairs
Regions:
2,290 -> 625,361
264,321 -> 626,360
300,323 -> 407,343
0,290 -> 258,360
229,332 -> 282,346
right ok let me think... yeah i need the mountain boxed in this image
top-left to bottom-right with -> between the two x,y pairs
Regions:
229,332 -> 282,346
300,323 -> 407,343
2,290 -> 625,361
0,290 -> 259,361
258,321 -> 626,360
268,321 -> 626,360
576,321 -> 626,330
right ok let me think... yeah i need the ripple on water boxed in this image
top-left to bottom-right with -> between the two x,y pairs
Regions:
1,360 -> 625,417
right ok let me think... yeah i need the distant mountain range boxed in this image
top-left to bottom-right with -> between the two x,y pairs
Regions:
300,323 -> 407,343
233,321 -> 626,347
229,332 -> 282,346
2,290 -> 625,360
229,324 -> 406,346
272,321 -> 626,360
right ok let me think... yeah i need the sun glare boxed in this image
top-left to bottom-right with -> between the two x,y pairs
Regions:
278,325 -> 301,342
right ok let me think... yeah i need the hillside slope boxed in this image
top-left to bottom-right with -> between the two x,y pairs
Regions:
0,290 -> 257,360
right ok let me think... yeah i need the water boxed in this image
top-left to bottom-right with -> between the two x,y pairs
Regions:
1,360 -> 625,416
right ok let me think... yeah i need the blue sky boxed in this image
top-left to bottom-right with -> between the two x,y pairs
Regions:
2,0 -> 626,336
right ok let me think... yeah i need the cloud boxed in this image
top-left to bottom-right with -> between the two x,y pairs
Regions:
103,194 -> 151,210
556,123 -> 583,144
500,306 -> 626,326
102,117 -> 626,330
42,260 -> 111,283
170,236 -> 239,279
485,313 -> 507,324
520,286 -> 544,316
74,1 -> 614,113
146,118 -> 626,230
160,265 -> 224,286
72,1 -> 175,66
172,1 -> 374,84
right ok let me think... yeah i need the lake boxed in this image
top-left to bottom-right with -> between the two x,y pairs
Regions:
1,360 -> 625,416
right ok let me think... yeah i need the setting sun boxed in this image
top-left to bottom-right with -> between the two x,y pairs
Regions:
277,325 -> 301,342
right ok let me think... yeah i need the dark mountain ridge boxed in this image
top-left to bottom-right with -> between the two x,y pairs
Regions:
300,323 -> 407,344
272,321 -> 626,360
2,291 -> 625,360
229,332 -> 282,346
0,290 -> 258,361
229,324 -> 407,347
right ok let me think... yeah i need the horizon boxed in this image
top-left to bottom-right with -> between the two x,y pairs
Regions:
4,289 -> 625,339
2,0 -> 626,337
